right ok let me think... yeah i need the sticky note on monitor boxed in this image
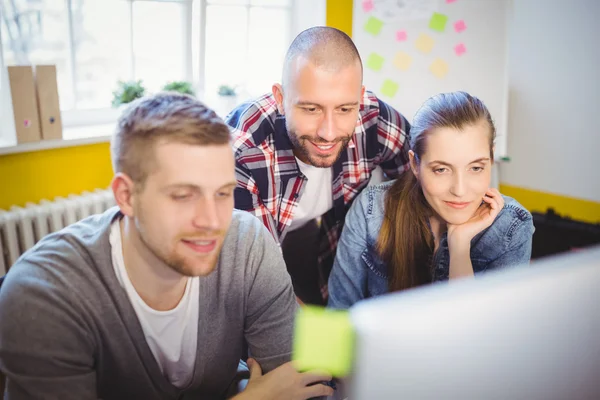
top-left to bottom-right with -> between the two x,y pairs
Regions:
292,305 -> 354,377
366,53 -> 385,71
429,12 -> 448,32
364,16 -> 384,36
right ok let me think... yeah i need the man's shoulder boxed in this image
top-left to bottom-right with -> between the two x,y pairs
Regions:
227,93 -> 279,152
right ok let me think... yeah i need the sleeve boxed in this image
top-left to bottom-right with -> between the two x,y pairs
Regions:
375,97 -> 411,179
485,214 -> 535,270
243,218 -> 299,373
0,266 -> 98,399
327,190 -> 371,309
234,153 -> 281,245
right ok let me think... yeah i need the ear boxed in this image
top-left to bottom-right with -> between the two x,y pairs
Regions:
360,85 -> 365,101
491,145 -> 496,164
111,173 -> 137,217
408,150 -> 419,177
272,83 -> 285,115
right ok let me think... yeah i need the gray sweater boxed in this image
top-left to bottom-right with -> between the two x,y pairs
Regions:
0,208 -> 298,399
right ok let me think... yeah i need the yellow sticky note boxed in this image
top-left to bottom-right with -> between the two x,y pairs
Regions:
381,79 -> 399,98
366,53 -> 385,72
292,305 -> 354,377
430,58 -> 449,78
364,16 -> 384,36
393,51 -> 412,71
415,33 -> 435,54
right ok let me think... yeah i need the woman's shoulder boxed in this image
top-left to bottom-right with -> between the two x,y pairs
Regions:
354,180 -> 396,217
478,195 -> 535,249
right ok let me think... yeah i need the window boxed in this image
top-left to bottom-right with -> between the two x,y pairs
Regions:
0,0 -> 324,144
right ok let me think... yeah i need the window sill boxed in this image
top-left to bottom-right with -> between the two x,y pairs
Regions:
0,124 -> 113,156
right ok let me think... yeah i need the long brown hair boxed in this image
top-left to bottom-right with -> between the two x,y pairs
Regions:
377,91 -> 496,292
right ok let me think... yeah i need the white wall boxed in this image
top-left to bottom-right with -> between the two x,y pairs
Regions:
500,0 -> 600,202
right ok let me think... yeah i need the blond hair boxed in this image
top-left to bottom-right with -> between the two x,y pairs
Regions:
111,92 -> 231,185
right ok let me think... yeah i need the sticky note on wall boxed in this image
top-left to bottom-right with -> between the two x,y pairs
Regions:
364,16 -> 384,36
366,53 -> 385,71
429,12 -> 448,32
393,51 -> 412,71
381,80 -> 399,98
415,33 -> 435,54
292,306 -> 355,377
430,58 -> 449,78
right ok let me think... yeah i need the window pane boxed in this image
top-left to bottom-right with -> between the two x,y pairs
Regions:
207,0 -> 249,5
71,0 -> 131,109
250,0 -> 291,6
246,7 -> 289,96
1,0 -> 73,109
132,1 -> 186,93
204,5 -> 248,100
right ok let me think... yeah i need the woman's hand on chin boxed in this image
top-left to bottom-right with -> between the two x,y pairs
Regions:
447,188 -> 505,250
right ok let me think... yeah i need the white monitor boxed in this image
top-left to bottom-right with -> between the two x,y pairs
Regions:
348,246 -> 600,400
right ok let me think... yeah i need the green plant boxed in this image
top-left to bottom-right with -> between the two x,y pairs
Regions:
162,81 -> 196,96
111,80 -> 146,108
217,85 -> 236,97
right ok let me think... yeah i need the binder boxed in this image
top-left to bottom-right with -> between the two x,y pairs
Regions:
7,66 -> 42,144
34,65 -> 63,140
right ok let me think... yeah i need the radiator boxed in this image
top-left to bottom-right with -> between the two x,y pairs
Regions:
0,189 -> 115,275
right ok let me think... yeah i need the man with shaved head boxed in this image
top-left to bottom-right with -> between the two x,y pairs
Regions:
227,26 -> 410,305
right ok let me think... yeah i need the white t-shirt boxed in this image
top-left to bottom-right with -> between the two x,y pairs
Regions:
288,157 -> 334,232
109,221 -> 199,388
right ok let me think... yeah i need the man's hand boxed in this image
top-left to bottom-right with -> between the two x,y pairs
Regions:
234,358 -> 334,400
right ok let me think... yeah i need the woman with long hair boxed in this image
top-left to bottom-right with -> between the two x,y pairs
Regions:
328,91 -> 534,308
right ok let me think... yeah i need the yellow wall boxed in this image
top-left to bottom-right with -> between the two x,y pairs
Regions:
0,142 -> 113,210
0,0 -> 598,224
326,0 -> 354,36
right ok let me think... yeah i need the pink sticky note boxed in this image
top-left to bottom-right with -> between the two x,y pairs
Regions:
24,119 -> 31,127
446,0 -> 457,3
362,0 -> 374,12
396,30 -> 407,41
454,20 -> 466,33
454,43 -> 466,56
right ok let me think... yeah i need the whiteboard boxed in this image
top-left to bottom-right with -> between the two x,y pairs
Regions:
352,0 -> 510,158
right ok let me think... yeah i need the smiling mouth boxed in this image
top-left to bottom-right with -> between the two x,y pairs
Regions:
444,201 -> 471,209
309,141 -> 338,155
182,238 -> 217,253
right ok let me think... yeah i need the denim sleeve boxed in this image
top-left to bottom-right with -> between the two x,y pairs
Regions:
486,214 -> 535,270
327,190 -> 371,309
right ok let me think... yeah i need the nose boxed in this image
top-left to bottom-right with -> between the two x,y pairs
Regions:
192,197 -> 220,231
449,172 -> 466,198
316,111 -> 336,142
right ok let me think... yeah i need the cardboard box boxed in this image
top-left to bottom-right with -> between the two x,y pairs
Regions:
34,65 -> 63,140
7,66 -> 42,144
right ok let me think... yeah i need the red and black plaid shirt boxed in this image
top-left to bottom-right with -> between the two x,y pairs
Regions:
227,91 -> 410,300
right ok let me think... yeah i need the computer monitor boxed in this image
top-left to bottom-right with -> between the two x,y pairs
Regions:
347,246 -> 600,400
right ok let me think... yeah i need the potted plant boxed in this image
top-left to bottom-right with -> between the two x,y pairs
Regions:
216,84 -> 238,117
111,80 -> 146,108
162,81 -> 196,97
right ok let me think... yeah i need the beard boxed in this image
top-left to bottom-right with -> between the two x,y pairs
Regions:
287,127 -> 353,168
135,216 -> 223,277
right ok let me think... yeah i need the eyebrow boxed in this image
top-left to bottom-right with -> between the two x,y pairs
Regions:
428,157 -> 490,167
164,182 -> 237,191
295,101 -> 360,108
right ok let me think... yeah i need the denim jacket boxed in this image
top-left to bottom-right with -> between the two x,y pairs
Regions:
327,180 -> 535,309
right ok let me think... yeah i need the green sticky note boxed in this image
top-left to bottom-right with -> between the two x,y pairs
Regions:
366,53 -> 385,71
429,12 -> 448,32
381,79 -> 399,98
364,16 -> 384,36
292,305 -> 354,377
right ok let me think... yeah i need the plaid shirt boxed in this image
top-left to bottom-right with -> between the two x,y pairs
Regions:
227,90 -> 410,300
